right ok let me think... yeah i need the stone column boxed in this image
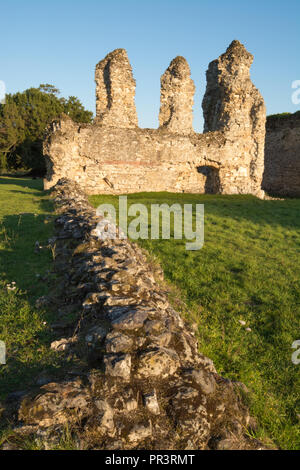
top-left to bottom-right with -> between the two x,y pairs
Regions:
202,40 -> 266,196
202,40 -> 266,135
95,48 -> 138,128
159,56 -> 195,135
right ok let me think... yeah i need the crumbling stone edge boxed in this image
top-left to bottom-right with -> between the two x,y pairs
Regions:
2,179 -> 268,450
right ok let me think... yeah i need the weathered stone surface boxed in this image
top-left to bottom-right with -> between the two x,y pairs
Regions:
202,40 -> 266,196
105,331 -> 133,353
104,354 -> 132,380
18,379 -> 89,428
50,337 -> 77,351
183,368 -> 216,395
111,387 -> 138,413
136,348 -> 180,379
82,292 -> 103,306
85,325 -> 108,345
3,179 -> 270,450
127,422 -> 152,443
263,112 -> 300,196
159,56 -> 195,135
143,391 -> 160,415
95,48 -> 138,128
111,309 -> 148,331
44,41 -> 266,198
94,400 -> 115,434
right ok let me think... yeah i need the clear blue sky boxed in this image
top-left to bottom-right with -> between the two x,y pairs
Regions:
1,0 -> 299,131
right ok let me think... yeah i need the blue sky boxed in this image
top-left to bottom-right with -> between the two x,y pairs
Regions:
1,0 -> 299,131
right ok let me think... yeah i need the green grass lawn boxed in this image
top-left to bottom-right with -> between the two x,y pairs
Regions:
90,192 -> 300,450
0,177 -> 61,405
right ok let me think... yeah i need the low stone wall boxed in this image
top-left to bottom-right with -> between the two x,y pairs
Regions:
263,113 -> 300,197
5,179 -> 266,450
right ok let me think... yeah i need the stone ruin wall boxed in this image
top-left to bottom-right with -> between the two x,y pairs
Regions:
43,41 -> 266,198
263,113 -> 300,197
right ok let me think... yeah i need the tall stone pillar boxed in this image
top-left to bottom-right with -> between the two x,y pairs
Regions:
95,48 -> 138,128
202,40 -> 266,196
159,56 -> 195,135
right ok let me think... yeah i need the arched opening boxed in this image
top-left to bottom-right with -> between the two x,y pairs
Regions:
197,165 -> 220,194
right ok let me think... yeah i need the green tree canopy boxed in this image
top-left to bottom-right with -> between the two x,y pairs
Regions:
0,85 -> 93,174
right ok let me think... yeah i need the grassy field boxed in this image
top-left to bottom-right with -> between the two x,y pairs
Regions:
90,192 -> 300,450
0,177 -> 61,405
0,178 -> 299,449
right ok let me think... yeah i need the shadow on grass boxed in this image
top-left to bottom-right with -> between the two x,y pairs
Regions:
0,348 -> 65,400
90,192 -> 300,231
202,197 -> 300,231
0,177 -> 44,190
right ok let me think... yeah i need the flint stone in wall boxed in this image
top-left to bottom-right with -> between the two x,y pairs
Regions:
105,331 -> 134,353
127,422 -> 152,443
111,309 -> 148,330
143,391 -> 160,415
136,347 -> 180,379
104,353 -> 132,380
95,400 -> 115,434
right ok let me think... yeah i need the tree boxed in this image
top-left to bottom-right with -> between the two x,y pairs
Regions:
63,96 -> 94,123
38,84 -> 60,96
0,85 -> 93,175
0,97 -> 26,171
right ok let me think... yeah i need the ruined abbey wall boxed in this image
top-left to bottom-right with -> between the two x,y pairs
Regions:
43,41 -> 266,198
263,113 -> 300,197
